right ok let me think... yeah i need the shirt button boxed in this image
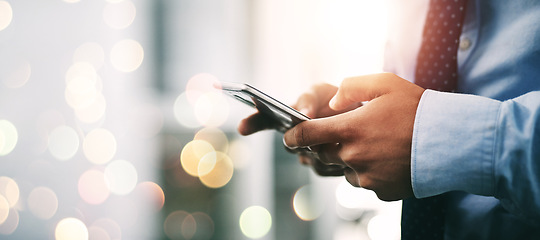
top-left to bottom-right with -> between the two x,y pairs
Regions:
459,37 -> 472,51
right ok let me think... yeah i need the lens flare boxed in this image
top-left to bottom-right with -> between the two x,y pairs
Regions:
0,120 -> 17,156
55,218 -> 89,240
48,125 -> 80,161
83,128 -> 117,165
292,185 -> 325,221
78,169 -> 110,205
0,1 -> 12,31
104,159 -> 138,195
103,0 -> 136,30
180,140 -> 215,177
239,206 -> 272,239
0,176 -> 19,208
110,39 -> 144,72
27,187 -> 58,220
198,152 -> 234,188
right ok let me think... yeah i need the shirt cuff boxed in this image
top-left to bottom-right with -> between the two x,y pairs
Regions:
411,90 -> 502,198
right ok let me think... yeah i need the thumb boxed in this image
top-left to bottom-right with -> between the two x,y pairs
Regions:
329,73 -> 400,111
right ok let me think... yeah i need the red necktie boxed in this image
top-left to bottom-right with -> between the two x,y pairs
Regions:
401,0 -> 468,239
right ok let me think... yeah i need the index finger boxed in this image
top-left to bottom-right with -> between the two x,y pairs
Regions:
238,112 -> 279,135
283,116 -> 344,148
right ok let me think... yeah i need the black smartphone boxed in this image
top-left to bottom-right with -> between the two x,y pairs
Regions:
215,82 -> 310,132
216,81 -> 346,175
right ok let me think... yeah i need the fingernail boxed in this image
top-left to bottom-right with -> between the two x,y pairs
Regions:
329,95 -> 337,108
283,137 -> 297,150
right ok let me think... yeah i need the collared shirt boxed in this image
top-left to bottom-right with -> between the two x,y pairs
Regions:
384,0 -> 540,239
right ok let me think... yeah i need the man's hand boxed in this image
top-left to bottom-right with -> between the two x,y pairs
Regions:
283,73 -> 425,201
238,83 -> 358,176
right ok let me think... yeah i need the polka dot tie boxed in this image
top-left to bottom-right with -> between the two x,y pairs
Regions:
414,0 -> 468,92
402,0 -> 467,239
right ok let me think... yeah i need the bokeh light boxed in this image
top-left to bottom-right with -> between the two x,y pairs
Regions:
0,208 -> 18,235
0,1 -> 12,31
65,62 -> 100,110
239,206 -> 272,239
2,61 -> 31,89
0,176 -> 19,208
27,187 -> 58,220
75,93 -> 107,124
55,218 -> 89,240
0,120 -> 18,156
367,214 -> 400,240
48,125 -> 80,161
104,159 -> 138,195
103,0 -> 136,30
180,140 -> 215,177
163,211 -> 214,240
292,185 -> 325,221
78,169 -> 110,205
135,181 -> 165,212
163,210 -> 190,240
185,73 -> 220,104
335,179 -> 376,209
173,92 -> 201,129
73,42 -> 105,70
35,110 -> 66,154
194,127 -> 229,153
193,91 -> 230,127
88,226 -> 110,240
110,39 -> 144,72
198,151 -> 234,188
90,218 -> 121,240
0,195 -> 9,225
83,128 -> 117,165
190,212 -> 214,240
65,62 -> 97,85
228,139 -> 251,170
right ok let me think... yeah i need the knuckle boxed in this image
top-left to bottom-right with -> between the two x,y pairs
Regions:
293,125 -> 307,146
358,176 -> 375,190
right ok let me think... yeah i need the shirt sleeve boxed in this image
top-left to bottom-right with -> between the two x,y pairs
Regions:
411,89 -> 540,223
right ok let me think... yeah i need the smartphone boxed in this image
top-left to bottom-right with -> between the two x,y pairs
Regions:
217,81 -> 346,175
215,82 -> 310,132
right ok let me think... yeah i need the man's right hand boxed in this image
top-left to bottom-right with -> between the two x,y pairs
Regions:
237,83 -> 360,176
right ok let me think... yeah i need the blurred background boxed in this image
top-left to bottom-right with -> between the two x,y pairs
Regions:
0,0 -> 401,239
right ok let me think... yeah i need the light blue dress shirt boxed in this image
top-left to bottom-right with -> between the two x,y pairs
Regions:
384,0 -> 540,239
